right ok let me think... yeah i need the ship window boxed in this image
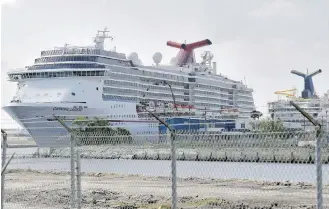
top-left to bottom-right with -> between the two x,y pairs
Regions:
96,87 -> 99,90
71,92 -> 76,96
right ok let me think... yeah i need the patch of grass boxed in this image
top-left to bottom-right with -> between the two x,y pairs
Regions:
109,202 -> 138,209
185,197 -> 224,207
135,201 -> 171,209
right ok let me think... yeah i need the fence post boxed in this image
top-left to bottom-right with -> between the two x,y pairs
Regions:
70,134 -> 77,208
53,115 -> 78,208
76,148 -> 82,209
171,131 -> 177,209
137,104 -> 178,209
315,128 -> 323,209
1,130 -> 7,209
37,147 -> 40,158
289,101 -> 323,209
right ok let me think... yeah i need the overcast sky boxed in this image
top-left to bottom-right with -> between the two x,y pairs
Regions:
1,0 -> 329,128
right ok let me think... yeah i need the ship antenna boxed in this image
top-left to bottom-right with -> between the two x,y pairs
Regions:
62,43 -> 69,55
93,27 -> 114,50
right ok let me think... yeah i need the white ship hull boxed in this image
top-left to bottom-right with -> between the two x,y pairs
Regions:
3,102 -> 158,147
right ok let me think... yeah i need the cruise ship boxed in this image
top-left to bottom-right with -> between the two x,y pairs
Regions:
3,28 -> 255,147
268,69 -> 329,131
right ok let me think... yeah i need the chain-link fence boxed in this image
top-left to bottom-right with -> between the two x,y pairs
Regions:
1,120 -> 329,208
1,131 -> 72,209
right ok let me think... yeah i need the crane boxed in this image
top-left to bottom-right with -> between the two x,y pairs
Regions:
274,88 -> 297,99
274,88 -> 312,101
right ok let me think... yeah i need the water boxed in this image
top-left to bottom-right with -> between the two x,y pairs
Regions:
5,147 -> 38,156
6,155 -> 329,184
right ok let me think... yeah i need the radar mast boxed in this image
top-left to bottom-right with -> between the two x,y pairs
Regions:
93,27 -> 113,50
201,51 -> 214,70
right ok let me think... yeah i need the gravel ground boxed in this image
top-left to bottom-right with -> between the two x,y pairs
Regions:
3,169 -> 329,209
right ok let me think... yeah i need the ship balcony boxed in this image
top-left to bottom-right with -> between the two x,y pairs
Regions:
193,94 -> 220,101
7,68 -> 107,82
102,92 -> 186,103
104,78 -> 187,92
139,87 -> 187,96
107,71 -> 187,90
236,93 -> 253,99
193,98 -> 230,105
236,101 -> 254,106
108,71 -> 188,86
104,85 -> 188,97
193,88 -> 224,96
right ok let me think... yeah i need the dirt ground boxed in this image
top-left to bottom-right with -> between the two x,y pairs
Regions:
3,169 -> 329,209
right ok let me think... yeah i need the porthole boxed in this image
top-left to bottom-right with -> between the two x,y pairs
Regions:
96,87 -> 99,90
71,92 -> 76,96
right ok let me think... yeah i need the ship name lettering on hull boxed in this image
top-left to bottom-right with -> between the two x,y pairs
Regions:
53,106 -> 83,111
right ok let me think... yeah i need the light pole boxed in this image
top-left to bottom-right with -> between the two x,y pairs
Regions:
162,81 -> 178,112
144,80 -> 180,129
150,81 -> 178,113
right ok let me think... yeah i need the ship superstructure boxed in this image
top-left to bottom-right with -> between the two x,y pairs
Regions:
268,69 -> 329,130
3,28 -> 255,147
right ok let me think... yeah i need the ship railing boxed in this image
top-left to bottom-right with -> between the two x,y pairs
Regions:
41,48 -> 126,60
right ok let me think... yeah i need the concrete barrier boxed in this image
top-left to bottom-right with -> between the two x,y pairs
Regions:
158,151 -> 171,160
32,146 -> 329,164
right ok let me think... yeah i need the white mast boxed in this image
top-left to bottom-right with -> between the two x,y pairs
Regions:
93,27 -> 113,50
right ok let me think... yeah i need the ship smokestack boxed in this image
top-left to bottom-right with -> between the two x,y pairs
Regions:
291,69 -> 322,99
167,39 -> 212,66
